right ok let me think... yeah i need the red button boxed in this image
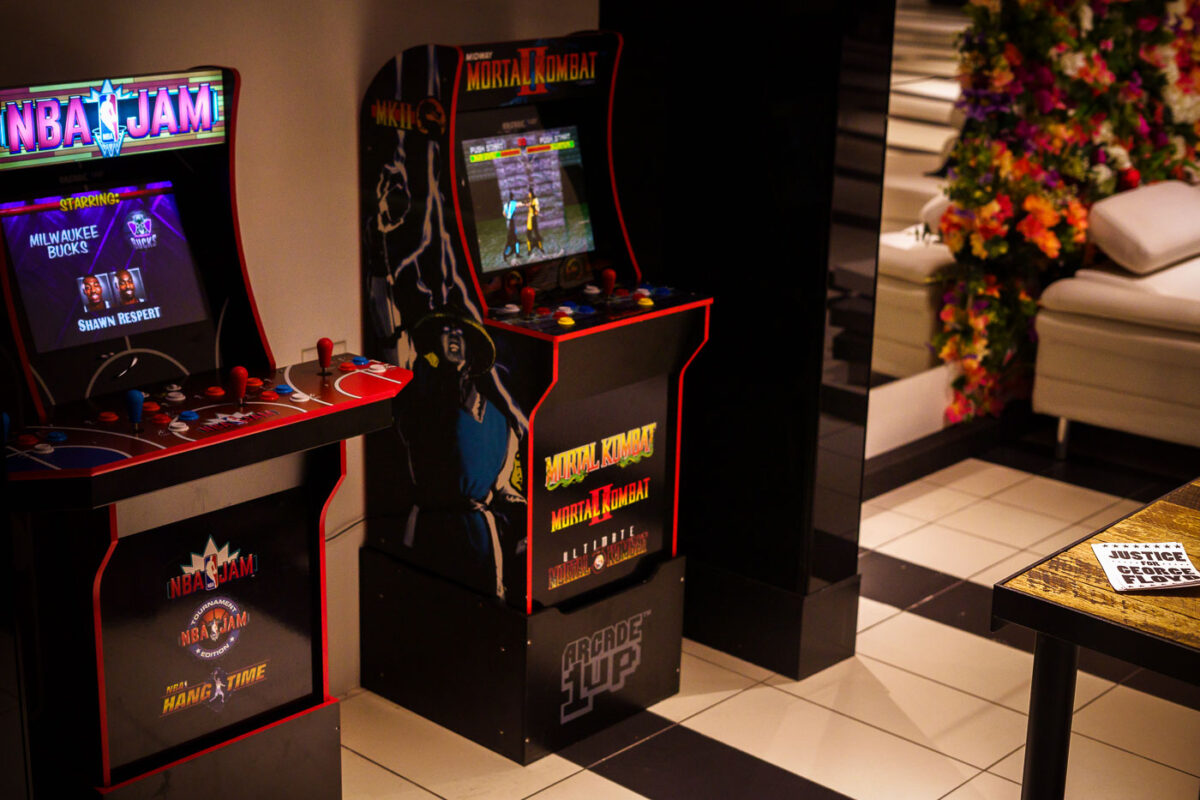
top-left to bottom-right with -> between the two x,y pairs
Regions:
205,386 -> 225,397
151,412 -> 172,424
535,306 -> 552,317
246,377 -> 263,388
98,411 -> 119,423
16,433 -> 39,446
143,401 -> 161,413
260,390 -> 279,401
338,362 -> 356,372
615,288 -> 630,297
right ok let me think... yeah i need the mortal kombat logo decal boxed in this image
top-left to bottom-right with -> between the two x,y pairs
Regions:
180,596 -> 247,660
561,611 -> 646,723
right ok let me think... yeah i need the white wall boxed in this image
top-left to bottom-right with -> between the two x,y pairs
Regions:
2,0 -> 597,694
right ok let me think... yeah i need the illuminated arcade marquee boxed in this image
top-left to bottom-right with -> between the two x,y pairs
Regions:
0,70 -> 224,170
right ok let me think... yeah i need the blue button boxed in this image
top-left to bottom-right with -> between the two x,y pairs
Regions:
47,430 -> 68,443
352,356 -> 369,366
561,301 -> 578,310
275,384 -> 295,395
179,410 -> 199,421
576,305 -> 596,315
654,287 -> 673,297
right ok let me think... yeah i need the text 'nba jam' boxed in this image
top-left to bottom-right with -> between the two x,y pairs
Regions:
464,46 -> 599,95
1,80 -> 217,158
560,611 -> 646,723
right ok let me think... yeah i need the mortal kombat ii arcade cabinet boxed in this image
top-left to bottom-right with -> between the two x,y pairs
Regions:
358,33 -> 711,762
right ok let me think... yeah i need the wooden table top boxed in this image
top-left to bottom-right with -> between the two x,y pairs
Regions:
995,480 -> 1200,660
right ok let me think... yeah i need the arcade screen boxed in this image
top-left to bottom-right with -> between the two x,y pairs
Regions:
461,126 -> 595,273
0,182 -> 210,353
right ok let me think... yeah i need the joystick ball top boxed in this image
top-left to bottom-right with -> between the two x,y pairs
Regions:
521,286 -> 537,316
125,389 -> 144,424
601,268 -> 617,296
230,366 -> 248,402
317,337 -> 334,370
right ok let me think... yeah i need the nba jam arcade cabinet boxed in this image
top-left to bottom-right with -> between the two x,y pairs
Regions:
0,68 -> 409,798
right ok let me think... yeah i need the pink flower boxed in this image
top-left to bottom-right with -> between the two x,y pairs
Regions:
1136,16 -> 1159,32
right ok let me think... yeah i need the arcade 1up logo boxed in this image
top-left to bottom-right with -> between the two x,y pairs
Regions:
0,71 -> 225,171
464,46 -> 599,95
560,610 -> 647,723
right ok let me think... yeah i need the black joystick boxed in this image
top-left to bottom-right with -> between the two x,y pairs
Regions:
230,366 -> 248,408
317,337 -> 334,376
125,389 -> 144,432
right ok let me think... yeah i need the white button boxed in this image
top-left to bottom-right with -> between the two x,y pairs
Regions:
290,392 -> 310,402
368,363 -> 387,373
33,443 -> 53,454
582,284 -> 600,295
165,391 -> 186,402
164,383 -> 181,392
169,421 -> 189,432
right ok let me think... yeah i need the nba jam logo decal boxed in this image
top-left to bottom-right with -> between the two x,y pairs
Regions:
561,611 -> 646,723
161,660 -> 269,716
0,77 -> 219,160
180,596 -> 248,660
125,210 -> 156,250
168,536 -> 259,600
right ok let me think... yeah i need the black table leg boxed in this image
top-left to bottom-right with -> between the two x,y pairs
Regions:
1021,632 -> 1078,800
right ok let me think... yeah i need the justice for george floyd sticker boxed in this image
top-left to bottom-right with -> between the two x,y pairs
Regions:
1092,542 -> 1200,592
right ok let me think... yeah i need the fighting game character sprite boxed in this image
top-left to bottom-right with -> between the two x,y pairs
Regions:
524,189 -> 544,255
365,45 -> 529,599
502,192 -> 522,260
81,275 -> 107,312
400,309 -> 524,598
115,269 -> 140,305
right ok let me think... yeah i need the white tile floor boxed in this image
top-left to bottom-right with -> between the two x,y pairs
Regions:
340,459 -> 1200,799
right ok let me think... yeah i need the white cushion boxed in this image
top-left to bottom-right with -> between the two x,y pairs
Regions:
1089,181 -> 1200,274
919,194 -> 951,232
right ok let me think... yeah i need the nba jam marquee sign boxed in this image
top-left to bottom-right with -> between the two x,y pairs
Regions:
0,69 -> 226,171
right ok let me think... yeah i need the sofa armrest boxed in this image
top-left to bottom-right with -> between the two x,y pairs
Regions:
1040,277 -> 1200,336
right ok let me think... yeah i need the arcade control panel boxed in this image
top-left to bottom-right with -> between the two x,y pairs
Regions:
488,269 -> 701,335
4,339 -> 411,507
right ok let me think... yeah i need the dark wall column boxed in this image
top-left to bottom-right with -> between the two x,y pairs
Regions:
601,0 -> 895,677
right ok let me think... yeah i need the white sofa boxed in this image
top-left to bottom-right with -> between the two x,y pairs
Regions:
1032,182 -> 1200,449
871,197 -> 953,378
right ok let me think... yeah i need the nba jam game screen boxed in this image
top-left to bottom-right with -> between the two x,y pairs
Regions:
1,181 -> 209,353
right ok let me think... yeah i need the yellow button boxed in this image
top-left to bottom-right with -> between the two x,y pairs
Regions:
557,316 -> 577,327
637,297 -> 654,307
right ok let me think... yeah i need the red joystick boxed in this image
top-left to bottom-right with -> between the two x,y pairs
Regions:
601,268 -> 617,298
317,337 -> 334,374
520,286 -> 537,317
230,366 -> 248,407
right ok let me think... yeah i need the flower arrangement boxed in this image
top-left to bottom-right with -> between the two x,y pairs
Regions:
934,0 -> 1200,422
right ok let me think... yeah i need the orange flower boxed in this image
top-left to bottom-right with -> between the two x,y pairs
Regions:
1022,195 -> 1061,228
